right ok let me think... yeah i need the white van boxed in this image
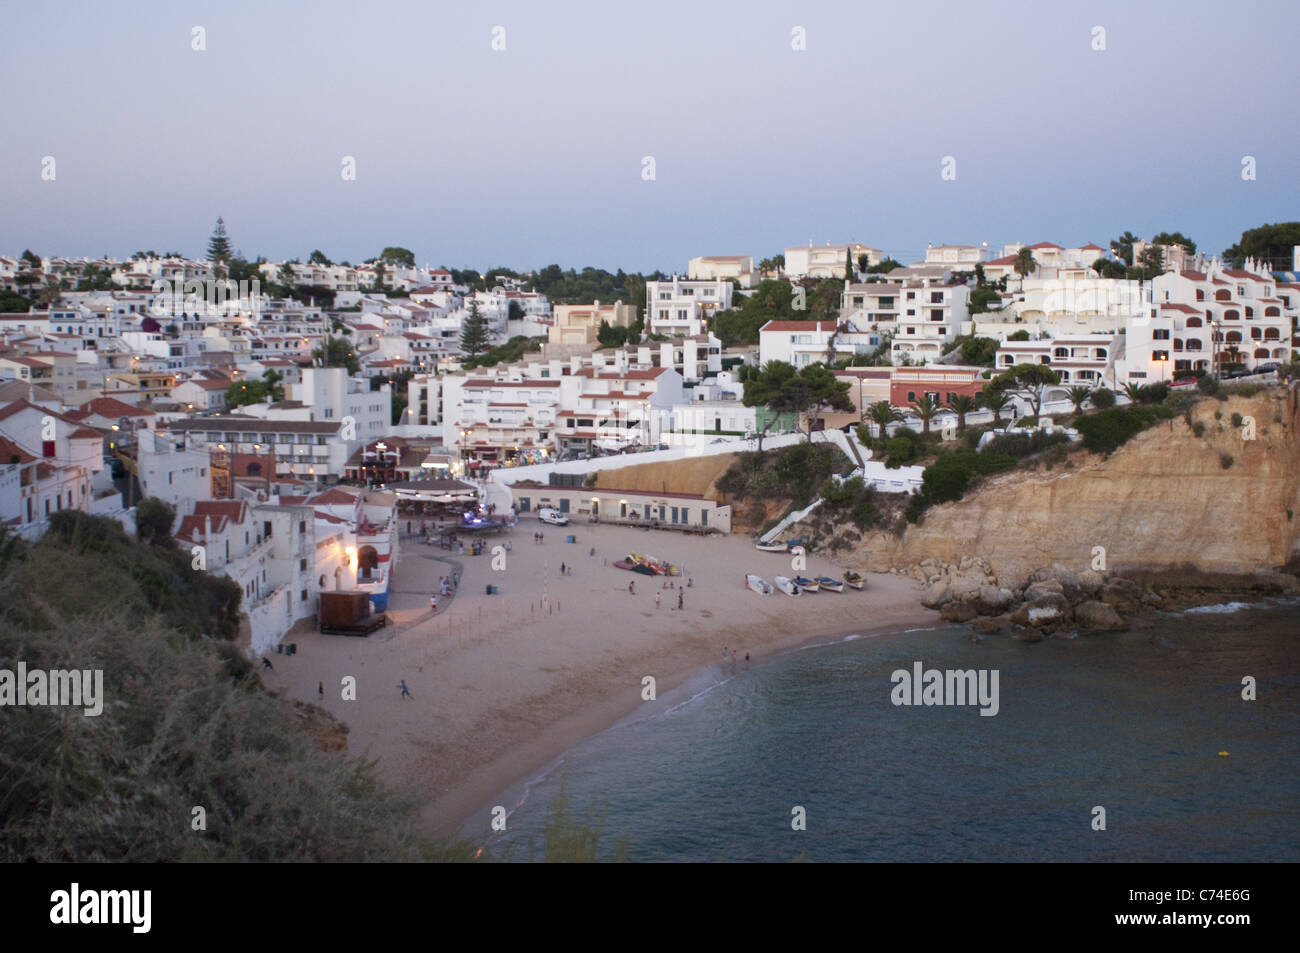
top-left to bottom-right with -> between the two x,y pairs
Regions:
538,507 -> 569,526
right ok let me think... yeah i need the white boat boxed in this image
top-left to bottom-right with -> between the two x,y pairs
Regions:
745,574 -> 773,595
843,571 -> 866,591
773,575 -> 801,596
815,576 -> 844,593
755,541 -> 789,553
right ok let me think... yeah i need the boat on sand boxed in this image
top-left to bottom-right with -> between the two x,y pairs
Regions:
746,574 -> 773,595
815,576 -> 844,593
773,575 -> 800,595
843,571 -> 866,590
793,576 -> 818,592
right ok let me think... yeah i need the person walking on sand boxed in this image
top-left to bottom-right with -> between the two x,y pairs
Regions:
400,680 -> 411,699
430,594 -> 438,614
678,590 -> 683,611
318,681 -> 324,700
628,581 -> 635,595
655,592 -> 661,609
560,562 -> 566,577
261,657 -> 273,671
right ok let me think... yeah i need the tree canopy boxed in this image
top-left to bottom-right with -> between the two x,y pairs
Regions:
1223,222 -> 1300,270
988,363 -> 1061,417
742,360 -> 853,441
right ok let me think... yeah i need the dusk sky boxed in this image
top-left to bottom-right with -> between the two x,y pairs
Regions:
2,0 -> 1296,273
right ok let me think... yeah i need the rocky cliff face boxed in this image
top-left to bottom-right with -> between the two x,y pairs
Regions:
848,387 -> 1300,585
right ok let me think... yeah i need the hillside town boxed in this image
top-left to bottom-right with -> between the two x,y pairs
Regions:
3,227 -> 1298,654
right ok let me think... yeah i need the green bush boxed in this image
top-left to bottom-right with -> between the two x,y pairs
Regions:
1220,452 -> 1234,469
1073,406 -> 1164,454
906,447 -> 1016,521
1090,387 -> 1116,409
1230,412 -> 1244,427
1192,420 -> 1207,437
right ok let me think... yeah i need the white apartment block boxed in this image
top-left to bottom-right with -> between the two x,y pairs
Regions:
967,277 -> 1149,338
645,276 -> 733,337
758,319 -> 883,368
994,333 -> 1118,387
924,245 -> 985,269
136,429 -> 210,510
558,366 -> 683,453
441,376 -> 563,470
1116,258 -> 1297,383
165,418 -> 351,483
785,242 -> 878,278
688,255 -> 759,289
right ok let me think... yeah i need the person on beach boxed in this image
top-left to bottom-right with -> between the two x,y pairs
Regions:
560,562 -> 566,576
317,681 -> 324,700
400,680 -> 411,699
723,646 -> 728,659
744,652 -> 750,663
687,577 -> 693,588
261,657 -> 273,671
430,594 -> 438,614
628,581 -> 635,595
655,592 -> 661,609
589,546 -> 595,557
678,590 -> 683,611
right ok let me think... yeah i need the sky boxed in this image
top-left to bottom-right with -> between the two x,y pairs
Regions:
1,0 -> 1296,274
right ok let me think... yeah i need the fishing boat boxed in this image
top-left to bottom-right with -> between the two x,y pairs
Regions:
843,570 -> 866,590
746,574 -> 773,595
793,576 -> 818,592
754,538 -> 806,553
815,576 -> 844,593
773,575 -> 800,595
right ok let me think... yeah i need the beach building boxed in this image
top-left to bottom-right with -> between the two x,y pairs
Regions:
506,480 -> 731,534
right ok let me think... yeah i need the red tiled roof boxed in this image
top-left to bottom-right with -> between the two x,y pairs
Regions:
1027,242 -> 1063,250
0,436 -> 36,464
79,397 -> 155,418
760,320 -> 839,332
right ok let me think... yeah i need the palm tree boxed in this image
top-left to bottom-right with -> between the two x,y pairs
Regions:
1066,385 -> 1091,415
911,393 -> 942,437
980,388 -> 1012,424
1122,382 -> 1145,404
867,400 -> 903,439
947,394 -> 977,431
1013,247 -> 1036,281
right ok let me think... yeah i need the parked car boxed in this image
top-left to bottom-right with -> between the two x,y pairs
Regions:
538,507 -> 569,526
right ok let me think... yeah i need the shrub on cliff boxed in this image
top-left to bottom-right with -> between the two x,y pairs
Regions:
1073,405 -> 1170,454
905,447 -> 1017,522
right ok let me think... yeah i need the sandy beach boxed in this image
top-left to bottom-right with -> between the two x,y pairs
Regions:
269,518 -> 934,839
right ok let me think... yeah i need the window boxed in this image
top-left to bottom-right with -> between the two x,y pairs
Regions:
300,558 -> 308,570
906,292 -> 916,300
1152,328 -> 1170,340
907,391 -> 916,402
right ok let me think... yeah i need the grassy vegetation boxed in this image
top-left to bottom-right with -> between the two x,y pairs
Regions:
0,512 -> 619,862
462,334 -> 543,370
714,443 -> 849,510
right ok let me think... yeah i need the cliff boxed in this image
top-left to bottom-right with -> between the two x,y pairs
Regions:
847,387 -> 1300,585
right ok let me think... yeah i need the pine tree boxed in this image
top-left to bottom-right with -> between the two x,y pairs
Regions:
459,299 -> 491,357
207,218 -> 232,266
844,247 -> 854,281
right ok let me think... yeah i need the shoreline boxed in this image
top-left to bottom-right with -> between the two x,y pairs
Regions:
441,610 -> 940,842
266,521 -> 935,841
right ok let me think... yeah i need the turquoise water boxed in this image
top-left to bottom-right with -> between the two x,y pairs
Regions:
478,602 -> 1300,862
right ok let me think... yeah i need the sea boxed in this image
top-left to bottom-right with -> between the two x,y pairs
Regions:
475,599 -> 1300,862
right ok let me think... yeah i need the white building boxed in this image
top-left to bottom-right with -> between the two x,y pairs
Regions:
688,255 -> 759,288
785,242 -> 879,279
645,276 -> 733,337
